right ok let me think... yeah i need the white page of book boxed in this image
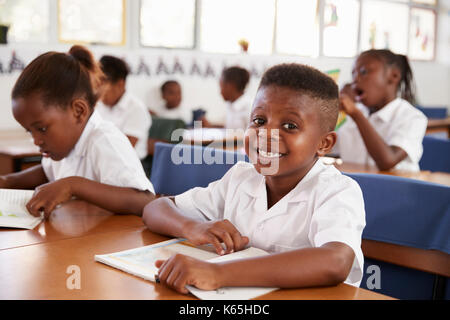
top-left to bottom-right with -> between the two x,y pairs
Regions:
0,188 -> 42,229
95,239 -> 219,282
96,240 -> 278,300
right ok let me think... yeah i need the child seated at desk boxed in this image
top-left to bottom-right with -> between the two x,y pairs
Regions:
334,49 -> 427,171
201,66 -> 252,130
143,63 -> 366,293
152,80 -> 191,125
96,55 -> 151,160
0,46 -> 155,217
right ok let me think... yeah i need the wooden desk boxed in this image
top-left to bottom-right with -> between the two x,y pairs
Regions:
0,200 -> 144,251
0,130 -> 41,174
0,227 -> 392,300
362,239 -> 450,278
182,128 -> 244,151
333,161 -> 450,187
426,117 -> 450,138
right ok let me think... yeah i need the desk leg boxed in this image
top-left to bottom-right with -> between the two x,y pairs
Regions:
432,275 -> 447,300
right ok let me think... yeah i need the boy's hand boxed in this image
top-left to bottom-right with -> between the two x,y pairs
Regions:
339,94 -> 360,118
0,176 -> 8,189
184,219 -> 249,255
26,177 -> 75,218
155,254 -> 223,294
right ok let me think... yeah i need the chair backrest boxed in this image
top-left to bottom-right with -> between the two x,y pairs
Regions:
149,117 -> 186,142
416,106 -> 448,119
344,172 -> 450,299
419,135 -> 450,173
150,142 -> 247,195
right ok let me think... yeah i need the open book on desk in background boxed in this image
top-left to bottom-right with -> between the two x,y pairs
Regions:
95,238 -> 278,300
0,188 -> 42,229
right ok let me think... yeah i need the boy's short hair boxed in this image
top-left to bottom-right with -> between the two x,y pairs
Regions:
161,80 -> 180,94
99,55 -> 130,83
221,66 -> 250,92
259,63 -> 339,132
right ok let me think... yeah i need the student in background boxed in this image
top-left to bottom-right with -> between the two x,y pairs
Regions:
96,55 -> 151,160
0,46 -> 155,217
201,66 -> 252,130
154,80 -> 191,124
143,63 -> 365,294
335,49 -> 427,171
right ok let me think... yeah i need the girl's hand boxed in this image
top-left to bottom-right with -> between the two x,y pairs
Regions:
339,94 -> 360,118
26,177 -> 75,218
155,254 -> 223,294
0,176 -> 8,189
184,219 -> 249,255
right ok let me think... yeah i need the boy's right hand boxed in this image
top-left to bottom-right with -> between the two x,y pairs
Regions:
183,219 -> 249,255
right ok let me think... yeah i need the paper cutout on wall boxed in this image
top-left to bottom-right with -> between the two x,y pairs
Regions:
135,58 -> 151,76
325,4 -> 338,28
172,58 -> 184,75
204,62 -> 215,78
156,59 -> 170,75
190,60 -> 202,76
8,51 -> 25,73
369,22 -> 376,49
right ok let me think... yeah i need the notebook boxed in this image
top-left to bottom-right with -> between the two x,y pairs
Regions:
95,238 -> 278,300
0,188 -> 42,229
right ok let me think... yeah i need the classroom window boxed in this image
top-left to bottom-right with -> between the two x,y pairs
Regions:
58,0 -> 125,45
408,7 -> 435,60
199,0 -> 275,54
275,0 -> 319,57
411,0 -> 436,5
140,0 -> 196,48
0,0 -> 49,43
322,0 -> 360,58
360,0 -> 409,55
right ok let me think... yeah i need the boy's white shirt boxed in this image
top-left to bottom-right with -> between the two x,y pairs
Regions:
175,159 -> 366,287
334,98 -> 427,172
41,109 -> 155,194
225,94 -> 253,130
96,91 -> 151,160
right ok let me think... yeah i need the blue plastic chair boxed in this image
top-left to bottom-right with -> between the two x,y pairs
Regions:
419,136 -> 450,173
150,142 -> 247,195
416,106 -> 448,119
345,172 -> 450,299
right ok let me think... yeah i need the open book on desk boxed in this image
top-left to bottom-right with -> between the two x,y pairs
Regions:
0,188 -> 42,229
95,238 -> 278,300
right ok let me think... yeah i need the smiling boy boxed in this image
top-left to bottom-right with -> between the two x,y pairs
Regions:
142,63 -> 366,294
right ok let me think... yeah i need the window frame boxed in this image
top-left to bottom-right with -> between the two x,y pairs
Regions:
57,0 -> 127,46
138,0 -> 198,50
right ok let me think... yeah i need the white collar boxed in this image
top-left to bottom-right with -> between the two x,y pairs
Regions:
241,158 -> 327,203
362,98 -> 401,122
70,109 -> 101,157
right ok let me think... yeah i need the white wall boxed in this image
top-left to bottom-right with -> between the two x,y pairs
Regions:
0,0 -> 449,130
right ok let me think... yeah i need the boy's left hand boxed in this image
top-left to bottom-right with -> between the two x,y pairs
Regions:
155,254 -> 223,294
26,177 -> 74,218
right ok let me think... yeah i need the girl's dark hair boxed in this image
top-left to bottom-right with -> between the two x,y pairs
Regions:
12,45 -> 105,110
221,66 -> 250,92
360,49 -> 416,104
